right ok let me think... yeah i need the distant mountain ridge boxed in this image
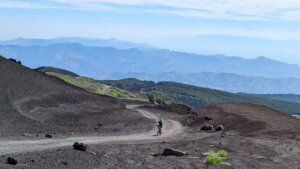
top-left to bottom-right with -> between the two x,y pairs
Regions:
152,34 -> 300,63
0,37 -> 153,49
1,39 -> 300,94
1,43 -> 300,79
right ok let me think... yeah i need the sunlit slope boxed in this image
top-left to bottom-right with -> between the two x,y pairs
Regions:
46,72 -> 146,101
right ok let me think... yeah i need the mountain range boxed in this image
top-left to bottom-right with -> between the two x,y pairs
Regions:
1,38 -> 300,94
151,34 -> 300,64
0,37 -> 153,49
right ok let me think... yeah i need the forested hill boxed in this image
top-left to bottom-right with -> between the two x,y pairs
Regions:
102,78 -> 300,115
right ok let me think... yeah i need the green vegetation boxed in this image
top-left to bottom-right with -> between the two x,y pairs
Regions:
146,91 -> 175,105
244,93 -> 300,104
46,72 -> 146,100
203,150 -> 230,166
102,78 -> 300,115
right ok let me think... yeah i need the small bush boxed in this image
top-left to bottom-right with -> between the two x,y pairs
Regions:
203,150 -> 230,166
217,150 -> 228,158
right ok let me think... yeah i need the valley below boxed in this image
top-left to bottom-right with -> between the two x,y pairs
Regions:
0,55 -> 299,169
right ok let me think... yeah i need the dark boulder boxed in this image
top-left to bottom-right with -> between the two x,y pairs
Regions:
201,124 -> 214,131
45,134 -> 53,138
6,157 -> 17,165
8,58 -> 22,65
215,125 -> 224,131
8,58 -> 17,62
162,148 -> 188,156
61,161 -> 68,166
73,142 -> 87,151
204,117 -> 212,121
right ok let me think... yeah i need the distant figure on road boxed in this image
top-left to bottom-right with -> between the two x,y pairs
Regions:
157,118 -> 163,136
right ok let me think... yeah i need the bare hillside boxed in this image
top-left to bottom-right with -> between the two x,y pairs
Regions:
0,56 -> 151,137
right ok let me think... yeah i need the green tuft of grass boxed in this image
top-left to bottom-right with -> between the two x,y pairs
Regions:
203,150 -> 230,166
217,150 -> 229,158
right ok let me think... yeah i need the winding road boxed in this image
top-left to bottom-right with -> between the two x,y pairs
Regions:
0,105 -> 184,155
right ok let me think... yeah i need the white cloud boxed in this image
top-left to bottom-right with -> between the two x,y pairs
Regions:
1,0 -> 300,21
50,0 -> 300,20
0,0 -> 51,9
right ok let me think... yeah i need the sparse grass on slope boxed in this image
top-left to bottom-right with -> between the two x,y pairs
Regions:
203,150 -> 230,166
46,72 -> 146,100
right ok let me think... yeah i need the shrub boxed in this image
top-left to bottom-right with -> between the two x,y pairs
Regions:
203,150 -> 230,166
217,150 -> 228,158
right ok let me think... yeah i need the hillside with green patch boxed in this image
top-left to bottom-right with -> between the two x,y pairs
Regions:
46,72 -> 146,101
242,93 -> 300,104
102,78 -> 300,115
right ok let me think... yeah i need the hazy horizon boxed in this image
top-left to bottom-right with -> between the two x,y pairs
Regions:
1,35 -> 300,65
1,0 -> 300,64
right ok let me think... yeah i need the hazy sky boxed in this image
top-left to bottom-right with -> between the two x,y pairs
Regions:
0,0 -> 300,63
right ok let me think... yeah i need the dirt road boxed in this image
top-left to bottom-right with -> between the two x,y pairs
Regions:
0,105 -> 184,155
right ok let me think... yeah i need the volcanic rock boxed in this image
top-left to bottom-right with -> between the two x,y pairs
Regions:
73,142 -> 87,151
162,148 -> 188,156
45,134 -> 53,138
203,116 -> 212,121
6,157 -> 18,165
201,124 -> 214,131
215,125 -> 224,131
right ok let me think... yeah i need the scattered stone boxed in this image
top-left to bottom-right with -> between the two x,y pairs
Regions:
45,134 -> 53,138
215,125 -> 224,131
31,159 -> 36,163
73,142 -> 87,151
6,157 -> 17,165
201,124 -> 214,131
61,161 -> 68,166
93,127 -> 98,130
88,151 -> 97,155
162,148 -> 188,156
203,117 -> 212,121
97,123 -> 103,126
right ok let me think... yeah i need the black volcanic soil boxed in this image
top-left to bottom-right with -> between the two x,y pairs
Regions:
0,56 -> 152,138
190,103 -> 300,139
0,56 -> 299,168
1,103 -> 299,169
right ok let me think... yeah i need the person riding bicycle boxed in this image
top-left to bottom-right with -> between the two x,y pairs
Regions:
157,118 -> 163,136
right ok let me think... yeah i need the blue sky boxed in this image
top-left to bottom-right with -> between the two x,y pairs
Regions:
0,0 -> 300,63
